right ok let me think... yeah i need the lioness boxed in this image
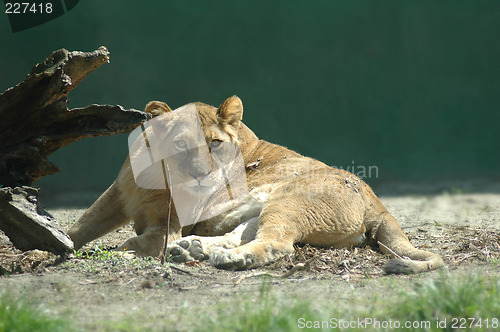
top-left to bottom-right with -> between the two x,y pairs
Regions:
68,96 -> 444,273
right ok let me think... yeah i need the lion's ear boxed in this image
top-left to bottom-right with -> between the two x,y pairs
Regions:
217,95 -> 243,126
145,101 -> 173,117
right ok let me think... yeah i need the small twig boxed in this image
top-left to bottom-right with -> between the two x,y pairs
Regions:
126,277 -> 137,285
282,256 -> 317,277
246,156 -> 263,170
160,161 -> 172,265
233,271 -> 270,285
169,265 -> 195,275
377,241 -> 405,260
454,252 -> 478,263
233,256 -> 317,285
141,120 -> 172,265
178,285 -> 199,291
0,253 -> 24,257
168,264 -> 210,279
79,279 -> 98,285
295,245 -> 305,261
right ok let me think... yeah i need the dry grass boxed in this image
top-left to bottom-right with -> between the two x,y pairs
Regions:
1,225 -> 499,278
267,225 -> 500,280
0,246 -> 58,275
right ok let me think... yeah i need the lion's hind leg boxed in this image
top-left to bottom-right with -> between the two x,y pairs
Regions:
209,212 -> 298,270
375,214 -> 444,274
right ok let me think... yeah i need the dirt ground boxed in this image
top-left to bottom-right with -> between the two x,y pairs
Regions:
1,181 -> 499,330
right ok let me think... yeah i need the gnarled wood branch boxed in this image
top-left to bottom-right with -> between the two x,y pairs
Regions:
0,47 -> 149,187
0,47 -> 149,254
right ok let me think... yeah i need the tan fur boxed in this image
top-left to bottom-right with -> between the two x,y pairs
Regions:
68,96 -> 444,273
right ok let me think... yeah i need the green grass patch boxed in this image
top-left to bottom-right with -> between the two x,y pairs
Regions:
389,273 -> 500,331
0,262 -> 23,276
0,293 -> 72,332
73,243 -> 122,261
62,244 -> 173,277
183,273 -> 500,332
3,271 -> 498,331
188,283 -> 325,332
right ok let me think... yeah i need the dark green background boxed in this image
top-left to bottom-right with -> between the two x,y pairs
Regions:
1,1 -> 499,204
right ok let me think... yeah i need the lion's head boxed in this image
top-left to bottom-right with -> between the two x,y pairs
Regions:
128,96 -> 248,225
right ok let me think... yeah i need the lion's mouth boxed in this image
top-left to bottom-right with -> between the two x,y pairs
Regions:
183,178 -> 218,193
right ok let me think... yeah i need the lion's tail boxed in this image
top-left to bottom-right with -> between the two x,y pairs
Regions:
375,214 -> 444,274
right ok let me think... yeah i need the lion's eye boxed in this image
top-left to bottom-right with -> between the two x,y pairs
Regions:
174,140 -> 187,151
210,139 -> 222,149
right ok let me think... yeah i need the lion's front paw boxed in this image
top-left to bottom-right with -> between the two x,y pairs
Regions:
167,237 -> 205,263
113,250 -> 137,259
209,247 -> 253,270
116,236 -> 162,257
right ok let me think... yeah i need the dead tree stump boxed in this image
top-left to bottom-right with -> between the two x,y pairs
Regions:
0,47 -> 150,254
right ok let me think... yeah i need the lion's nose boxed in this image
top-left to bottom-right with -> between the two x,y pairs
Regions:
190,171 -> 211,182
188,151 -> 212,182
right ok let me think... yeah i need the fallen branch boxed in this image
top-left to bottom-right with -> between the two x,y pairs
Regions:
0,47 -> 149,254
0,187 -> 73,254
